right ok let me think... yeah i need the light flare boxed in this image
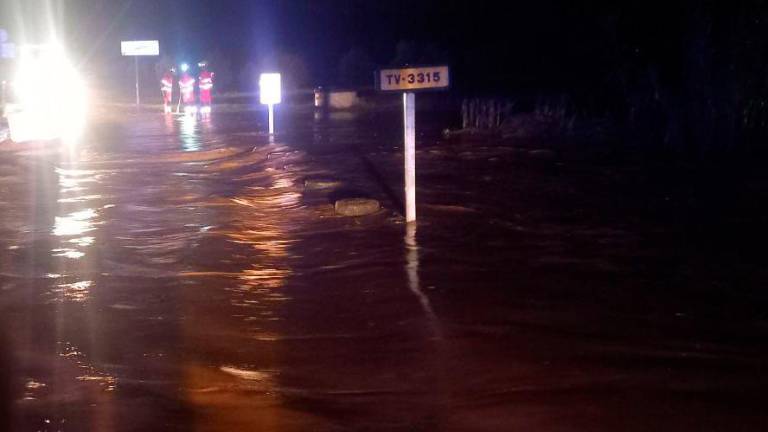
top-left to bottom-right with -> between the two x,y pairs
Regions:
53,208 -> 97,236
6,43 -> 88,144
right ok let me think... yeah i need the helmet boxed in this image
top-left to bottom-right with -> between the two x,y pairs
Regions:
198,61 -> 208,69
180,63 -> 189,72
170,67 -> 176,74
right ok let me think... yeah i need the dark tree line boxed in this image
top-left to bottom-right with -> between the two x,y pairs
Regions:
420,1 -> 768,152
559,1 -> 768,152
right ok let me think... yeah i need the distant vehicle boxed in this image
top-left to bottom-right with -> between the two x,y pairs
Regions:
3,43 -> 87,143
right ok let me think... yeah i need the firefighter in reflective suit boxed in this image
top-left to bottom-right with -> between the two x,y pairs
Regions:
178,63 -> 196,115
198,62 -> 214,116
160,67 -> 175,113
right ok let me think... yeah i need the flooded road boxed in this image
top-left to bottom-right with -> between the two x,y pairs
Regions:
1,104 -> 767,431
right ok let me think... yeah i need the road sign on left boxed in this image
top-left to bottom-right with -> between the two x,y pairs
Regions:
121,40 -> 159,56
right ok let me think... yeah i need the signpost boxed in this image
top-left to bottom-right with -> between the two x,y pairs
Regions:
120,40 -> 159,106
259,73 -> 281,134
376,65 -> 450,223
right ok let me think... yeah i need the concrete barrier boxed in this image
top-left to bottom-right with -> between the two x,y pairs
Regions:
335,198 -> 380,216
314,88 -> 360,110
329,91 -> 359,109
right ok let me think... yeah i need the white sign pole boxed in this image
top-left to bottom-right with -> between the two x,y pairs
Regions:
120,40 -> 159,108
268,103 -> 275,134
376,65 -> 449,223
403,92 -> 416,223
134,56 -> 140,106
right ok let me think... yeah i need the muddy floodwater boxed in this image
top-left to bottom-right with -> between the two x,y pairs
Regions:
1,103 -> 767,431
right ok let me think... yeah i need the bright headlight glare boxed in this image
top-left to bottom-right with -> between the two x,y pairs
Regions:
10,43 -> 88,143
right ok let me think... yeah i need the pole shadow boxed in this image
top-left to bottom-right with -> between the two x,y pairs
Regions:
351,145 -> 406,217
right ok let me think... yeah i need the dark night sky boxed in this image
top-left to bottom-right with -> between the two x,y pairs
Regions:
0,0 -> 741,94
4,0 -> 768,150
4,0 -> 768,152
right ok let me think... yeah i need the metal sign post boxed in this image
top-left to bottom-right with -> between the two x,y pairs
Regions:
268,104 -> 275,134
403,92 -> 416,222
134,57 -> 140,106
376,65 -> 450,223
120,40 -> 160,107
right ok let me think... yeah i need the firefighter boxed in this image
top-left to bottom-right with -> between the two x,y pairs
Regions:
198,61 -> 214,115
160,67 -> 175,113
178,63 -> 196,115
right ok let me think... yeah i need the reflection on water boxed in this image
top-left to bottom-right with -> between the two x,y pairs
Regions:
3,108 -> 428,430
225,167 -> 299,314
51,167 -> 101,267
3,107 -> 737,431
51,247 -> 85,260
405,224 -> 442,340
177,142 -> 313,429
180,115 -> 201,152
50,280 -> 92,303
59,341 -> 117,392
0,134 -> 124,430
53,208 -> 97,237
56,168 -> 98,191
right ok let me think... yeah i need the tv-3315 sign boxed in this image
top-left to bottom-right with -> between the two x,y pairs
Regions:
377,66 -> 450,92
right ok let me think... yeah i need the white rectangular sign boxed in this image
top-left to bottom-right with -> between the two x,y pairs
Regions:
259,73 -> 282,105
377,66 -> 450,92
121,40 -> 159,56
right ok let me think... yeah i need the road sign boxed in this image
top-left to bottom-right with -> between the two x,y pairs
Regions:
377,65 -> 450,92
259,73 -> 281,134
120,40 -> 159,56
375,66 -> 450,223
120,41 -> 159,107
259,73 -> 281,105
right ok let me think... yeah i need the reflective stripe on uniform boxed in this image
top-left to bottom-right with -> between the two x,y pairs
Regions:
200,78 -> 213,90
